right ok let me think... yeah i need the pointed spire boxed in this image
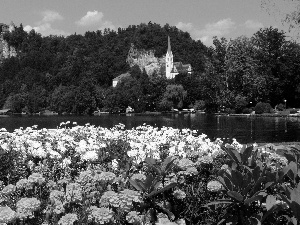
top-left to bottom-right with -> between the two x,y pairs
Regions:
167,36 -> 171,54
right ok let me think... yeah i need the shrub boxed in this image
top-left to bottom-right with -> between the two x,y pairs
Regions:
234,95 -> 248,113
276,103 -> 285,111
193,100 -> 206,110
254,102 -> 273,114
242,107 -> 253,114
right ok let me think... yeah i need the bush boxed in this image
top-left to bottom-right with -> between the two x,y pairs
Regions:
254,102 -> 273,114
193,100 -> 206,110
242,108 -> 253,114
289,108 -> 298,114
276,103 -> 285,111
234,95 -> 248,113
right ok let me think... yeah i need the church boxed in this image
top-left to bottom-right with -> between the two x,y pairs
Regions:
164,36 -> 192,79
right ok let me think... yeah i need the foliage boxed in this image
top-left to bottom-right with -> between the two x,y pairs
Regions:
254,102 -> 273,114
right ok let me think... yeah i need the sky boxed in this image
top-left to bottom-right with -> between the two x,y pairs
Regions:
0,0 -> 294,46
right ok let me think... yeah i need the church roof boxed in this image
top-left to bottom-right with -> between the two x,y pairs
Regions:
113,72 -> 131,81
167,36 -> 172,55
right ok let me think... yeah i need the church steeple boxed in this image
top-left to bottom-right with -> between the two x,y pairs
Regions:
166,36 -> 173,79
167,36 -> 171,54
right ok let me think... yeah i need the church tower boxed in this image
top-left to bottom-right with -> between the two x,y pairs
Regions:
165,36 -> 173,79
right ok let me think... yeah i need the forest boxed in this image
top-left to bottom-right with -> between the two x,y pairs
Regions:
1,22 -> 300,114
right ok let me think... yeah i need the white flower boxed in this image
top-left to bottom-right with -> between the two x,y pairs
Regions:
0,206 -> 16,223
81,150 -> 98,161
111,159 -> 118,170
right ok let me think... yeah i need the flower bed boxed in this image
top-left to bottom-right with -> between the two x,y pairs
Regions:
0,123 -> 299,224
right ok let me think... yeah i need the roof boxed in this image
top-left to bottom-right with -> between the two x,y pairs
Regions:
0,109 -> 11,114
167,36 -> 172,55
113,72 -> 131,81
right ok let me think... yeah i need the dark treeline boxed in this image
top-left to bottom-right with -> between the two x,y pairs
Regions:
1,22 -> 300,114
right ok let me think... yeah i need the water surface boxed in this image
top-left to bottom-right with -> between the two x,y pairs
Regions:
1,113 -> 300,143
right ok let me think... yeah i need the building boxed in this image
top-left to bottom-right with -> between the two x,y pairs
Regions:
112,72 -> 131,87
164,36 -> 192,79
0,21 -> 16,60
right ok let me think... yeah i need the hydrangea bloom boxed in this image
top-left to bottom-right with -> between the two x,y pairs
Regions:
196,155 -> 213,165
16,197 -> 41,219
88,206 -> 114,224
176,158 -> 194,170
65,183 -> 82,202
0,206 -> 16,223
49,190 -> 65,205
1,184 -> 16,195
126,211 -> 144,224
58,213 -> 78,225
173,189 -> 186,199
28,173 -> 45,184
130,173 -> 146,181
16,178 -> 32,190
207,180 -> 223,192
119,189 -> 142,211
100,191 -> 120,207
94,172 -> 116,183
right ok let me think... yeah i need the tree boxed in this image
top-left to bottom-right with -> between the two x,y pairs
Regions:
159,85 -> 187,110
261,0 -> 300,38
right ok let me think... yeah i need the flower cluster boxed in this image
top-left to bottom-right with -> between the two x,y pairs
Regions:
207,180 -> 223,192
16,197 -> 41,218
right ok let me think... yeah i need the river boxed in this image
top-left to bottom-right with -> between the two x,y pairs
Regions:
1,113 -> 300,143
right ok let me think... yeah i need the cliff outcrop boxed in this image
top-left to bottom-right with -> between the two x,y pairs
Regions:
126,44 -> 162,76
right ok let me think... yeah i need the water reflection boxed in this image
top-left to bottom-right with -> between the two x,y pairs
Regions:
1,114 -> 300,143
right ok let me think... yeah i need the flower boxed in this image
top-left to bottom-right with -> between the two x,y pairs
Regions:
119,189 -> 142,211
58,213 -> 78,225
53,203 -> 65,214
100,191 -> 119,207
196,155 -> 213,165
173,189 -> 186,199
94,172 -> 116,183
28,173 -> 45,184
177,158 -> 194,170
16,179 -> 32,190
126,211 -> 143,224
0,206 -> 16,223
49,190 -> 64,205
1,184 -> 16,195
130,173 -> 146,181
16,197 -> 41,219
111,159 -> 118,170
88,206 -> 114,224
207,180 -> 223,192
82,150 -> 98,161
65,183 -> 82,202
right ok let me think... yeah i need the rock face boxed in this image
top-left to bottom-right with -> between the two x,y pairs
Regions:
0,22 -> 16,61
126,44 -> 162,76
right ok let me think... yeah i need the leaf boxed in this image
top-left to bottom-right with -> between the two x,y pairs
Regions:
204,200 -> 233,207
230,170 -> 244,190
250,149 -> 258,167
266,195 -> 277,211
252,166 -> 261,183
143,174 -> 156,190
244,192 -> 266,205
129,179 -> 144,192
241,145 -> 253,164
284,152 -> 297,164
145,157 -> 161,175
223,146 -> 242,164
147,182 -> 177,198
227,191 -> 244,202
161,156 -> 176,173
159,206 -> 175,221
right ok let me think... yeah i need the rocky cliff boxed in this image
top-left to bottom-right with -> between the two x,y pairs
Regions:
126,44 -> 163,76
